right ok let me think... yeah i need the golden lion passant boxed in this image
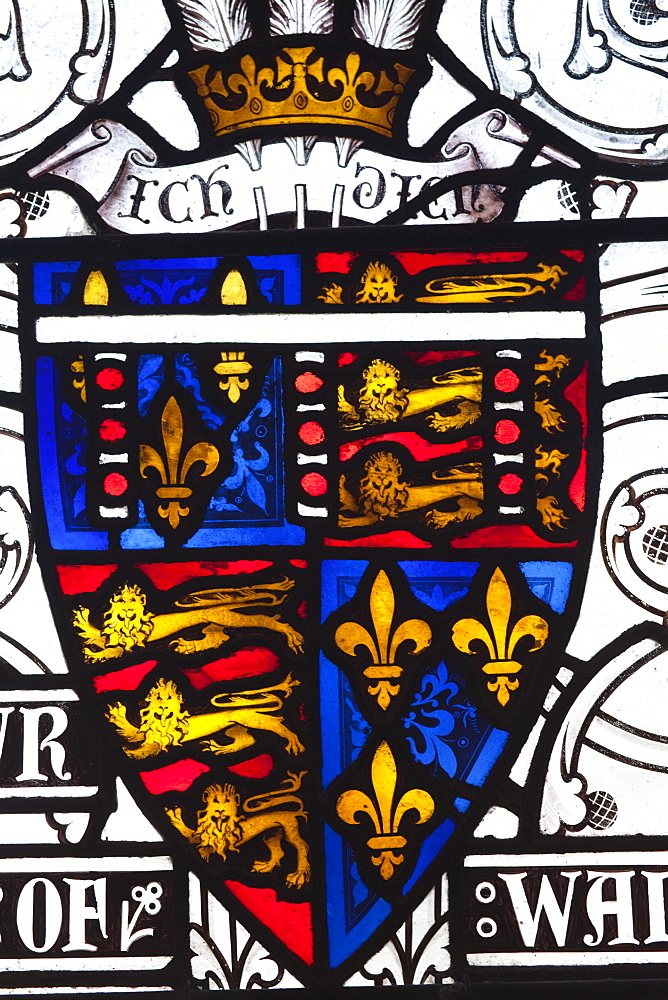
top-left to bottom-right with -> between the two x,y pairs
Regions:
339,453 -> 483,529
338,360 -> 482,433
166,773 -> 310,887
72,578 -> 304,662
106,675 -> 304,759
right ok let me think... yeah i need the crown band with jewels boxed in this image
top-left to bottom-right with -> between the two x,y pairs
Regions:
189,46 -> 413,139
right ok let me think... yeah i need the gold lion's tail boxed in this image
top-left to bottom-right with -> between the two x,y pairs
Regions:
209,673 -> 299,712
174,577 -> 295,609
432,463 -> 483,482
243,771 -> 307,815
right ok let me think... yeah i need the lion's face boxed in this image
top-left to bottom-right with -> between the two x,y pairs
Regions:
359,452 -> 410,519
103,584 -> 154,650
202,784 -> 239,826
139,678 -> 188,746
356,262 -> 403,304
197,784 -> 243,857
358,360 -> 408,423
144,679 -> 182,722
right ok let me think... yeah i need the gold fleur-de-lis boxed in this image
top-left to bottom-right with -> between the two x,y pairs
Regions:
336,741 -> 434,880
334,570 -> 432,710
214,351 -> 253,403
139,396 -> 219,529
452,568 -> 548,707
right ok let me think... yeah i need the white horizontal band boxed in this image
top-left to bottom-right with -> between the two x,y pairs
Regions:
494,400 -> 524,411
295,350 -> 325,362
0,690 -> 78,702
36,312 -> 585,345
99,506 -> 129,518
99,453 -> 128,464
0,957 -> 171,972
468,952 -> 668,967
0,856 -> 173,872
466,850 -> 668,867
297,453 -> 327,465
0,786 -> 98,798
0,988 -> 173,994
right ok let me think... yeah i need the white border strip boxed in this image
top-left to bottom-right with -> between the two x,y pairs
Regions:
0,786 -> 98,798
0,856 -> 172,872
36,312 -> 586,345
0,957 -> 171,972
466,850 -> 668,867
468,952 -> 668,967
0,690 -> 78,702
0,989 -> 172,994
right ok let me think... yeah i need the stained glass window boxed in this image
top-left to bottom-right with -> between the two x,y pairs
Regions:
0,1 -> 666,995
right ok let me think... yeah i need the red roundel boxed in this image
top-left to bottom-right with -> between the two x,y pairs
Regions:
494,419 -> 520,444
99,418 -> 127,442
103,472 -> 128,496
298,421 -> 325,445
301,472 -> 327,496
494,368 -> 520,393
498,473 -> 523,495
96,367 -> 124,391
294,372 -> 323,393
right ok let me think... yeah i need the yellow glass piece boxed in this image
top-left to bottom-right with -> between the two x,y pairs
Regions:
83,270 -> 109,305
416,263 -> 567,303
452,568 -> 549,707
189,48 -> 413,139
139,396 -> 219,529
220,270 -> 248,305
335,570 -> 432,709
214,351 -> 252,403
336,742 -> 434,880
71,356 -> 86,402
356,262 -> 403,304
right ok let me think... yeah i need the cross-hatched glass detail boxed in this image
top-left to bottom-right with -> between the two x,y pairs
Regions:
18,191 -> 50,220
587,790 -> 619,830
557,180 -> 579,215
629,0 -> 666,25
642,524 -> 668,564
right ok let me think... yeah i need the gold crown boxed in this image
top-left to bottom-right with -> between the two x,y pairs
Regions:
189,46 -> 413,139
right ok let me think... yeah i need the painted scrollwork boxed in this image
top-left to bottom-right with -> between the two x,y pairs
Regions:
601,469 -> 668,618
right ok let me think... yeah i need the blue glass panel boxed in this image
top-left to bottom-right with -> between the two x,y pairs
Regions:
462,728 -> 509,787
324,824 -> 391,967
33,262 -> 80,305
398,560 -> 479,610
34,256 -> 302,306
320,656 -> 371,788
520,560 -> 574,614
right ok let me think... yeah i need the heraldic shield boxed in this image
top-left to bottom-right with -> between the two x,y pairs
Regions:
21,246 -> 594,983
